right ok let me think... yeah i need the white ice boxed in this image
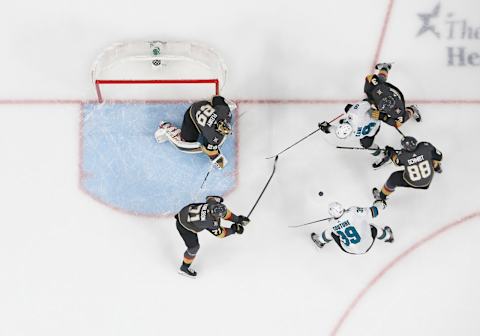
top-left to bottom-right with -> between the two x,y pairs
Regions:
1,0 -> 479,335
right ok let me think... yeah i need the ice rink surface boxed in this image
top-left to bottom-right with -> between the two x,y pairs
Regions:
1,0 -> 479,335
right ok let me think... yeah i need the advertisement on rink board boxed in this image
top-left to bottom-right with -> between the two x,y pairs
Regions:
416,2 -> 480,67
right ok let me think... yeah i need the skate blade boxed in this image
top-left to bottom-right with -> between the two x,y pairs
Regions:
310,236 -> 324,250
177,270 -> 197,279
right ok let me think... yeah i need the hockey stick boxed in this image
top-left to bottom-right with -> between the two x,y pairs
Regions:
394,126 -> 405,137
336,146 -> 401,152
247,155 -> 279,217
266,113 -> 344,159
200,164 -> 214,189
288,217 -> 331,228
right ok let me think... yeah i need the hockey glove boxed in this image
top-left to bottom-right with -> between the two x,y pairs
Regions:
231,223 -> 244,235
434,163 -> 443,174
384,145 -> 396,158
236,215 -> 250,226
370,109 -> 390,122
318,121 -> 331,134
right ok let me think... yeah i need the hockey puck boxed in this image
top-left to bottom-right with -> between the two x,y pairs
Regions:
318,191 -> 324,196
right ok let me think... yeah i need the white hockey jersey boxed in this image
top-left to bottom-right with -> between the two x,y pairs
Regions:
342,101 -> 380,139
325,206 -> 378,255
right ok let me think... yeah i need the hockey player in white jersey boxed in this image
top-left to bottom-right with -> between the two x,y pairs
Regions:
319,100 -> 382,159
311,201 -> 394,255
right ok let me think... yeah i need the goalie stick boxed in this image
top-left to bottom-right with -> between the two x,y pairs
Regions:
247,155 -> 279,217
200,163 -> 214,189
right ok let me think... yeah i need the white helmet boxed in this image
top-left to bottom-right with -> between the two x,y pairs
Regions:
346,101 -> 371,124
335,123 -> 353,139
225,98 -> 237,113
328,202 -> 344,218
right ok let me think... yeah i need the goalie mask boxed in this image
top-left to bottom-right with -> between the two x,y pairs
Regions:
209,203 -> 227,219
328,202 -> 344,219
335,123 -> 353,139
216,119 -> 232,136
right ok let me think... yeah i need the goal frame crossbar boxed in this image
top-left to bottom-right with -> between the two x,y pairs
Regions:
94,78 -> 220,103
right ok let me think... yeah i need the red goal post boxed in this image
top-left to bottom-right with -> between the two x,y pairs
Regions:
91,41 -> 227,103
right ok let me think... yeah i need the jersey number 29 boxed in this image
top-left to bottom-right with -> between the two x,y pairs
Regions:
196,105 -> 215,127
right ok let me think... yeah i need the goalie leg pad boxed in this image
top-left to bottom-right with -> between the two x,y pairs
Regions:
160,122 -> 203,154
154,125 -> 168,143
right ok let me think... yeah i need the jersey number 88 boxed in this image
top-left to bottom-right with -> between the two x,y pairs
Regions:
407,161 -> 431,181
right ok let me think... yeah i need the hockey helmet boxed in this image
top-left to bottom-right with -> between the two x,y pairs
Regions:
209,203 -> 227,219
401,136 -> 418,152
328,202 -> 344,219
344,104 -> 353,113
335,123 -> 353,139
216,119 -> 232,135
206,195 -> 224,203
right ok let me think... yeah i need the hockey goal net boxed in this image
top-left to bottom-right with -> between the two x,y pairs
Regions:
91,41 -> 227,103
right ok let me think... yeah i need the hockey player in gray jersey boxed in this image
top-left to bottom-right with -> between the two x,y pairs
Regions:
155,96 -> 235,169
311,201 -> 394,255
373,136 -> 443,202
175,196 -> 250,277
364,63 -> 422,129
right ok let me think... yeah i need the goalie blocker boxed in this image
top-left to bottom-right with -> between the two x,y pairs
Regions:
155,95 -> 235,169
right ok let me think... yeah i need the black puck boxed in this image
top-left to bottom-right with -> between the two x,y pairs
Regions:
318,191 -> 324,196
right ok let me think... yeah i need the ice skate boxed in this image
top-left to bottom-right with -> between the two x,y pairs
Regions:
178,264 -> 197,278
372,188 -> 383,201
384,226 -> 394,243
311,233 -> 325,249
375,62 -> 392,71
408,105 -> 422,122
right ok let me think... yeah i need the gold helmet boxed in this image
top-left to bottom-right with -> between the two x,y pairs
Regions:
216,119 -> 232,135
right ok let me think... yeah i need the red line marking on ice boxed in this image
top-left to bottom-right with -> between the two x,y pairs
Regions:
330,212 -> 480,336
371,0 -> 395,71
2,98 -> 480,105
